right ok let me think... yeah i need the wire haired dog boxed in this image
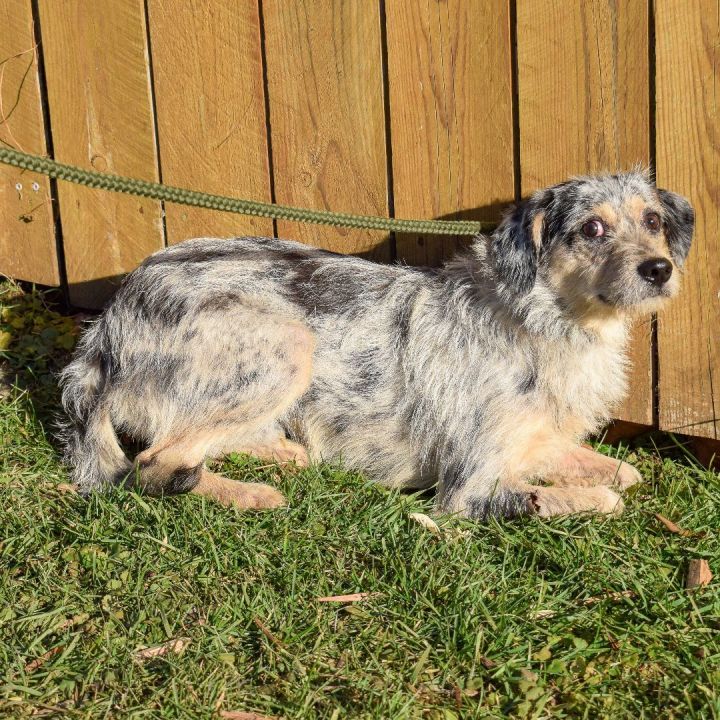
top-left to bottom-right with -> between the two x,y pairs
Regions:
60,172 -> 694,520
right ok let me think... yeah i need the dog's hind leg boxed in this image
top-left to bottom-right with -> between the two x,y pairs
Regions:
193,470 -> 287,508
222,422 -> 309,467
120,310 -> 316,507
445,481 -> 624,520
134,431 -> 286,509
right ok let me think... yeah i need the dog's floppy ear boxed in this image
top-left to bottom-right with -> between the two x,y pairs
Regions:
657,188 -> 694,266
491,198 -> 546,294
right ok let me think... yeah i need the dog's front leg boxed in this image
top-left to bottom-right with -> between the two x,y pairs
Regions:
439,469 -> 625,520
541,445 -> 642,489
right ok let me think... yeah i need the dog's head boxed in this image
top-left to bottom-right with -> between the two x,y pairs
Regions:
489,172 -> 694,319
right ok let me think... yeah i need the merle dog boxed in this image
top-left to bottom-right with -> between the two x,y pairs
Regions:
61,172 -> 693,519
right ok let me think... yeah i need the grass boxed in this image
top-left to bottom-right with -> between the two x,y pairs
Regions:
0,282 -> 718,719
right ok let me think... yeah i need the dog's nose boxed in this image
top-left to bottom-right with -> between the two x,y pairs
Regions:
637,258 -> 673,286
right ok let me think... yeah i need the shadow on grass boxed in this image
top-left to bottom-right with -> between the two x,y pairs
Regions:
0,280 -> 82,443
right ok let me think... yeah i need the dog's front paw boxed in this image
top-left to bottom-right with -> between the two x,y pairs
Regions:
590,486 -> 626,515
530,485 -> 625,517
545,447 -> 644,490
612,460 -> 643,490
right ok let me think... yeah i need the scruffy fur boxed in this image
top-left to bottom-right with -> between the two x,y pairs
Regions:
60,172 -> 694,519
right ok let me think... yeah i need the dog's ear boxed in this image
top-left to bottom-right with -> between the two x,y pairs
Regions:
657,188 -> 694,266
491,198 -> 546,294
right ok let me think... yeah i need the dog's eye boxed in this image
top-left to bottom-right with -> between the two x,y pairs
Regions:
582,219 -> 605,238
644,211 -> 661,232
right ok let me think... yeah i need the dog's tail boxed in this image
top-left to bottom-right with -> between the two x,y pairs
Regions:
59,320 -> 132,493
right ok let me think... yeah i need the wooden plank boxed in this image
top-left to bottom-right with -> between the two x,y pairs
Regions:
517,0 -> 653,426
386,0 -> 515,267
262,1 -> 389,259
37,0 -> 163,307
146,0 -> 272,244
656,1 -> 720,440
0,1 -> 58,286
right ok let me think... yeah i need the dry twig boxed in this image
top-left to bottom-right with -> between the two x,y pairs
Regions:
253,617 -> 284,649
317,592 -> 381,603
24,646 -> 63,673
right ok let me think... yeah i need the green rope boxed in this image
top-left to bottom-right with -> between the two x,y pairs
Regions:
0,146 -> 489,236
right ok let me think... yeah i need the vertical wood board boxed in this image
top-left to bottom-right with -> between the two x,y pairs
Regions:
147,0 -> 273,243
518,0 -> 649,188
656,0 -> 720,439
37,0 -> 163,307
262,0 -> 389,258
386,0 -> 515,267
0,1 -> 59,286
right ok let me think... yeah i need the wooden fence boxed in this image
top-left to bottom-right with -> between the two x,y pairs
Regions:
0,1 -> 718,441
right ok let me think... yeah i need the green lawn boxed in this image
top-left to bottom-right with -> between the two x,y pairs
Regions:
1,283 -> 718,719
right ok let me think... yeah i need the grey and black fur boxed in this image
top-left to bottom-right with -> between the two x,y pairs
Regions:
60,172 -> 694,518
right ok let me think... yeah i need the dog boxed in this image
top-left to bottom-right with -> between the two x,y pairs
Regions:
60,171 -> 694,519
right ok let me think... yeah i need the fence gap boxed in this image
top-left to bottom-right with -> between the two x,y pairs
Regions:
30,0 -> 67,302
378,0 -> 397,263
142,0 -> 167,250
258,0 -> 278,240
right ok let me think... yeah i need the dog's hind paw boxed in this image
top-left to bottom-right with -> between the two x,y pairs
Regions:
192,471 -> 287,510
229,438 -> 310,469
231,482 -> 287,510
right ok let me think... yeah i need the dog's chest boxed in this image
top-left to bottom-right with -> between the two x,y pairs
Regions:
537,335 -> 628,436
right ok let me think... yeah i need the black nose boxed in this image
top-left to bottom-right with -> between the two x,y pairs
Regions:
637,258 -> 673,286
